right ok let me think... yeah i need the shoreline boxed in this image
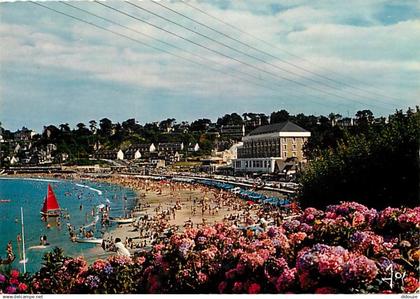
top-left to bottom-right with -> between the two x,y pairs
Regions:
6,173 -> 289,260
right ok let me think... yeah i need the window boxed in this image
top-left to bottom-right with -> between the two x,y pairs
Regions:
293,144 -> 297,150
292,137 -> 296,144
292,152 -> 297,157
283,144 -> 287,150
284,152 -> 287,158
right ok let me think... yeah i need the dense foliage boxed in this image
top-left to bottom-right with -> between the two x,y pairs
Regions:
299,108 -> 420,209
1,202 -> 418,294
3,108 -> 408,165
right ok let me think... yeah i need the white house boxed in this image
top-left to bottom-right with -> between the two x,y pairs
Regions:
117,149 -> 124,160
10,156 -> 19,165
188,143 -> 200,152
134,150 -> 142,160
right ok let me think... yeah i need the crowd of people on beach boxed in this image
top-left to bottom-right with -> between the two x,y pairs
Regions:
7,173 -> 296,260
95,176 -> 295,253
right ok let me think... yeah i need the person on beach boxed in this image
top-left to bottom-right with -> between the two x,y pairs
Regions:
114,238 -> 131,257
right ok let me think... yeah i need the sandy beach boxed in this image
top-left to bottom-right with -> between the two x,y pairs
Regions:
10,173 -> 288,259
96,177 -> 264,248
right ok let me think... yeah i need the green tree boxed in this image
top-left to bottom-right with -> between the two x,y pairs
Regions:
217,113 -> 243,126
299,108 -> 420,209
99,118 -> 113,138
190,119 -> 212,132
270,110 -> 290,124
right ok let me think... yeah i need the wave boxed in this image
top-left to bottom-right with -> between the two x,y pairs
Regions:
75,183 -> 103,195
82,215 -> 100,229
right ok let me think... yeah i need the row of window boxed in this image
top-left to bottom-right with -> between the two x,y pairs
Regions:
235,160 -> 272,168
244,137 -> 306,147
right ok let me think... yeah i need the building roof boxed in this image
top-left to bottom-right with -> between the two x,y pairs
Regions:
248,121 -> 309,136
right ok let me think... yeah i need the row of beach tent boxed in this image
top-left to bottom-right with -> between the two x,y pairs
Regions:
198,180 -> 290,208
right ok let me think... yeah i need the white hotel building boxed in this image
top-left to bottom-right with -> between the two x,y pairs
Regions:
233,121 -> 311,173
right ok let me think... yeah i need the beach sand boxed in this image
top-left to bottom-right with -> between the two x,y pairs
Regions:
86,178 -> 259,257
11,174 -> 272,259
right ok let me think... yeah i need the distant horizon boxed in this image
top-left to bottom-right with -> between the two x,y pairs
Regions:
3,106 -> 414,134
1,1 -> 418,133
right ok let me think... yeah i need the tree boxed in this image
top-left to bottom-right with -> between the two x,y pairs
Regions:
217,113 -> 243,126
89,120 -> 97,133
75,123 -> 90,137
59,123 -> 70,133
355,110 -> 374,127
76,123 -> 86,130
159,118 -> 176,132
270,110 -> 289,124
122,118 -> 141,134
328,113 -> 342,126
99,118 -> 113,137
190,119 -> 212,132
299,108 -> 420,209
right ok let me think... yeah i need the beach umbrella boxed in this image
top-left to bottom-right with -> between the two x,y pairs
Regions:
248,225 -> 264,232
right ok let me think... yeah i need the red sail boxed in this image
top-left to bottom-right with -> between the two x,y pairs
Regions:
41,184 -> 60,213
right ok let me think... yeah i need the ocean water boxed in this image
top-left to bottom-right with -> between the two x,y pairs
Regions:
0,177 -> 137,273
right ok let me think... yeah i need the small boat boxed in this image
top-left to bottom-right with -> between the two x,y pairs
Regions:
75,238 -> 103,244
40,184 -> 61,218
109,217 -> 135,224
0,199 -> 11,203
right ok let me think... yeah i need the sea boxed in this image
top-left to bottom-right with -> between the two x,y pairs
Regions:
0,177 -> 137,273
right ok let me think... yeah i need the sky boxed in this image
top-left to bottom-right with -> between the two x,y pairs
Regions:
0,0 -> 419,132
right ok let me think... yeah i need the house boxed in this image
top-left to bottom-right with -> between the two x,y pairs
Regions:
188,143 -> 200,152
125,149 -> 142,160
220,124 -> 245,140
157,143 -> 184,153
94,150 -> 120,160
233,121 -> 311,174
14,127 -> 36,141
124,144 -> 156,160
212,142 -> 243,166
10,156 -> 19,165
335,117 -> 354,127
117,150 -> 124,160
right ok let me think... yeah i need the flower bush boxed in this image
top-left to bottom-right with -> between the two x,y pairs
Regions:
0,269 -> 29,294
1,201 -> 419,294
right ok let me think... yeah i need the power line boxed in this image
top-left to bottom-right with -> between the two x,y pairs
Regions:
31,2 -> 278,96
152,0 -> 397,108
65,2 -> 360,111
29,1 -> 345,111
181,0 -> 402,104
120,1 -> 387,110
60,1 -> 294,97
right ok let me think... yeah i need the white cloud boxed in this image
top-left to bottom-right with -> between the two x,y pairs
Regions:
0,0 -> 419,131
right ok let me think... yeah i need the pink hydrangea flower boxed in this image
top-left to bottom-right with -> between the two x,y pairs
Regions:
341,255 -> 378,285
248,283 -> 261,294
276,267 -> 297,292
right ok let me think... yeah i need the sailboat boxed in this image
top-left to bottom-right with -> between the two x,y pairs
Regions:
40,184 -> 61,218
19,207 -> 28,273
